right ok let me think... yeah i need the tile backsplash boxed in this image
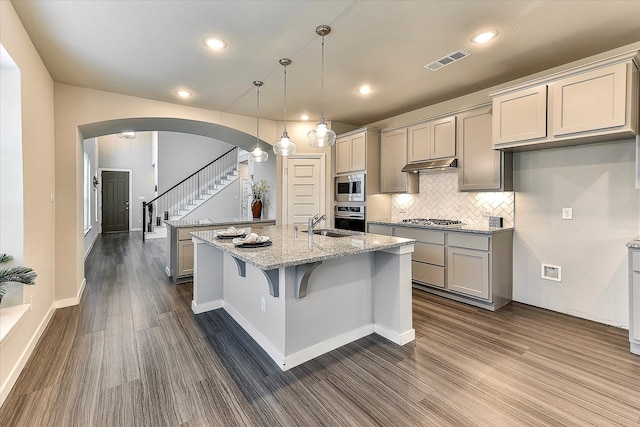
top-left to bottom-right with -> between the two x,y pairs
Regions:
391,170 -> 514,227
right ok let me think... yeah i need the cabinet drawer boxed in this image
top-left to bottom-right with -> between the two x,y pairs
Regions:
632,250 -> 640,272
394,227 -> 445,244
413,261 -> 445,288
179,228 -> 200,240
368,224 -> 394,236
414,242 -> 445,266
448,233 -> 489,251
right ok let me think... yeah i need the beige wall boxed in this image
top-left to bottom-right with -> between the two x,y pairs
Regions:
513,139 -> 639,327
0,0 -> 56,401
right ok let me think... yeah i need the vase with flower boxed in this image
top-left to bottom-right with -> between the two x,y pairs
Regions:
249,174 -> 269,219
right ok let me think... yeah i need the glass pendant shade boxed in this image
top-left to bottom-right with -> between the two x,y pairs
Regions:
307,119 -> 336,147
273,58 -> 296,156
249,80 -> 269,163
273,132 -> 296,156
307,25 -> 336,147
249,145 -> 268,163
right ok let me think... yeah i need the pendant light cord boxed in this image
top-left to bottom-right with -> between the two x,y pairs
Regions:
320,35 -> 325,120
283,63 -> 288,134
256,84 -> 260,148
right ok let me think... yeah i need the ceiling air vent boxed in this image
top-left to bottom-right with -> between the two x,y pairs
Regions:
425,50 -> 470,71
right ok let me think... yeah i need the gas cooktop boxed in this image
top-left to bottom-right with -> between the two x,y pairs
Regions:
401,218 -> 464,226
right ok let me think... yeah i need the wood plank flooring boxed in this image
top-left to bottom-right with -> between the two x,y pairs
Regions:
1,231 -> 639,426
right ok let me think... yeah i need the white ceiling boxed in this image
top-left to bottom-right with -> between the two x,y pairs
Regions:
10,0 -> 640,127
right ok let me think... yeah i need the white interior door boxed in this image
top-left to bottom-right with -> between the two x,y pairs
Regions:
283,156 -> 325,226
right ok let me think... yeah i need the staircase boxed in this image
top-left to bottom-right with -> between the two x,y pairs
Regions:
143,148 -> 238,241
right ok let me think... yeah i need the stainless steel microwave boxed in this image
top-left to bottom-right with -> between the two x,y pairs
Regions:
335,174 -> 365,202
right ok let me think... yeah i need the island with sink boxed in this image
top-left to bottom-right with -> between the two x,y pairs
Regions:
190,224 -> 416,371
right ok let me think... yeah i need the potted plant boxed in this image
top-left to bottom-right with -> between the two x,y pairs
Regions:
0,254 -> 37,303
249,174 -> 269,219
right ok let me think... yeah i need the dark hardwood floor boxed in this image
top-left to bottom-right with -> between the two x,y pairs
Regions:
1,231 -> 639,426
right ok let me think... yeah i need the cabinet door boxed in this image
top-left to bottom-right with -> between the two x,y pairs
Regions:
350,133 -> 367,171
447,247 -> 489,300
178,240 -> 194,277
551,62 -> 629,137
492,85 -> 547,146
431,116 -> 456,159
407,122 -> 430,163
632,273 -> 640,342
381,129 -> 409,193
335,137 -> 351,174
458,106 -> 511,191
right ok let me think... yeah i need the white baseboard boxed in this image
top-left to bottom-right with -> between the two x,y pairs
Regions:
631,341 -> 640,356
282,325 -> 375,371
84,232 -> 99,261
374,324 -> 416,345
191,299 -> 223,314
55,278 -> 86,309
0,301 -> 56,407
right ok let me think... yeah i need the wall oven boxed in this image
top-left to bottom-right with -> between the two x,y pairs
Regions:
335,174 -> 365,202
334,204 -> 365,232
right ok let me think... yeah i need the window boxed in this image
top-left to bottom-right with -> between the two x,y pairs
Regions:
84,152 -> 91,234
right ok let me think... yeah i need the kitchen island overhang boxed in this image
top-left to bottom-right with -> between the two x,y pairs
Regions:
191,225 -> 416,371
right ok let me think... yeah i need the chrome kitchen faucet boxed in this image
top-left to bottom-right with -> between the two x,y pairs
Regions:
307,213 -> 327,251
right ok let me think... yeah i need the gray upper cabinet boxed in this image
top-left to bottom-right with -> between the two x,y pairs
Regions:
380,128 -> 418,194
458,105 -> 513,192
491,51 -> 639,152
407,116 -> 456,163
335,131 -> 367,174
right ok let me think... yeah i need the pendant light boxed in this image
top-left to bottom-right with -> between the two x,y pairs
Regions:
248,81 -> 269,163
307,25 -> 336,147
273,58 -> 297,156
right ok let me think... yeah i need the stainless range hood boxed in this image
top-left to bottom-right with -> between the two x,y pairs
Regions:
401,157 -> 457,173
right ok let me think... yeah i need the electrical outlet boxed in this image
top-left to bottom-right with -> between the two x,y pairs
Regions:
399,208 -> 406,213
261,297 -> 266,313
562,207 -> 573,220
541,263 -> 562,282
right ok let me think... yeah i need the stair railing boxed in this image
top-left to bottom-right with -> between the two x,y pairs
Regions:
143,147 -> 238,241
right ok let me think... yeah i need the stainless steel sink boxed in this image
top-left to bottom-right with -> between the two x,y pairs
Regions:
303,228 -> 352,237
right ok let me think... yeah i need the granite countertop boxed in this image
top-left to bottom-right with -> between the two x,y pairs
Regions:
190,225 -> 415,270
627,237 -> 640,248
165,218 -> 276,229
368,220 -> 514,235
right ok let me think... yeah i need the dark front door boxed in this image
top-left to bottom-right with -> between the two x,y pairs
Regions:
102,171 -> 130,233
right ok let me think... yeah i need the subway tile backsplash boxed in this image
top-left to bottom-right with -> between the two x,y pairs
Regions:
391,170 -> 514,227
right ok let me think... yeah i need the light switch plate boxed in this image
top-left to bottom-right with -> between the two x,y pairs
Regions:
562,207 -> 573,220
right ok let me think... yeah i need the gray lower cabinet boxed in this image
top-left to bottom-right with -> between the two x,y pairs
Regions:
629,248 -> 640,355
371,223 -> 513,311
394,227 -> 445,289
447,233 -> 490,300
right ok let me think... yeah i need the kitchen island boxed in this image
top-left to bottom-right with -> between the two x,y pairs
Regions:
164,218 -> 275,281
190,225 -> 415,370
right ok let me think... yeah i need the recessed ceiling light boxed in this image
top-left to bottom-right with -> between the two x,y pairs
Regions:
358,85 -> 372,95
176,90 -> 191,98
473,31 -> 497,44
300,114 -> 310,121
204,37 -> 226,50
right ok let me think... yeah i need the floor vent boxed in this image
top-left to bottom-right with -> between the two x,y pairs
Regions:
425,50 -> 470,71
